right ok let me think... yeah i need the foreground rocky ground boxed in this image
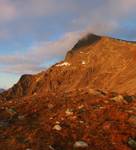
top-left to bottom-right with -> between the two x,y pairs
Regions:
0,88 -> 136,150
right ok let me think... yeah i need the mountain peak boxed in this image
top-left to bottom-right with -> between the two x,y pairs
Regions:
72,33 -> 102,50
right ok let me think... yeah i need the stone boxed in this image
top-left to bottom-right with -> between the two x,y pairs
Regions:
6,108 -> 17,116
49,145 -> 55,150
88,89 -> 100,96
110,95 -> 125,103
128,137 -> 136,149
78,105 -> 84,109
18,115 -> 25,120
123,95 -> 135,103
0,121 -> 9,128
53,124 -> 62,131
128,115 -> 136,127
65,109 -> 73,116
79,121 -> 84,124
55,121 -> 60,124
74,141 -> 88,148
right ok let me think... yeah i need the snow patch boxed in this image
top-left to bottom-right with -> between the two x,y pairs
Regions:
56,62 -> 70,67
82,61 -> 86,65
80,52 -> 84,54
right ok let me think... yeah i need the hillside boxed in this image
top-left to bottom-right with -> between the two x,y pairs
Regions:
0,34 -> 136,150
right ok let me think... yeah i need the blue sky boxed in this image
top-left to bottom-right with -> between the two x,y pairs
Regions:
0,0 -> 136,89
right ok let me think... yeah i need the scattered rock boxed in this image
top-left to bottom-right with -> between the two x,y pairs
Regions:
88,89 -> 103,96
128,115 -> 136,127
53,124 -> 62,131
92,104 -> 103,109
74,141 -> 88,149
110,95 -> 125,103
79,120 -> 84,124
50,117 -> 53,120
0,121 -> 9,128
18,115 -> 25,120
6,108 -> 17,116
78,105 -> 84,109
49,145 -> 55,150
123,95 -> 135,103
128,137 -> 136,149
65,109 -> 73,116
55,121 -> 60,124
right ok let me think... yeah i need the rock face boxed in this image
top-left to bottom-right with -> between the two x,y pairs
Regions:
2,33 -> 136,100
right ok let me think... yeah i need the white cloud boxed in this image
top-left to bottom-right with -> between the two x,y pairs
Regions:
0,31 -> 82,74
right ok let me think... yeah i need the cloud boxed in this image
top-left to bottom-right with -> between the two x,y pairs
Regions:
0,31 -> 82,74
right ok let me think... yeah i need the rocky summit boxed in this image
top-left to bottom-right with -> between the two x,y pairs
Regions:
0,34 -> 136,150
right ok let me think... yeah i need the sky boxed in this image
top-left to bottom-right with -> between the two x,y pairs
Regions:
0,0 -> 136,89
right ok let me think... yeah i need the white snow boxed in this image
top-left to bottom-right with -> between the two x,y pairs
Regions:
80,52 -> 84,54
82,61 -> 86,65
56,62 -> 70,67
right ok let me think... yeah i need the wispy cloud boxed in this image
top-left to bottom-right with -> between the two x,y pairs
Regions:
0,32 -> 82,74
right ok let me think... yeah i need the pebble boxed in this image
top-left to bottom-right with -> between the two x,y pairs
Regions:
128,137 -> 136,149
53,124 -> 62,131
49,145 -> 55,150
74,141 -> 88,148
128,115 -> 136,126
18,115 -> 25,120
65,109 -> 73,116
55,121 -> 60,124
6,108 -> 17,116
110,95 -> 125,103
78,105 -> 84,109
79,121 -> 84,124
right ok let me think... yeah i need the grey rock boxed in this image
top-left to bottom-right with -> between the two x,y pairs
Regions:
74,141 -> 88,148
128,137 -> 136,149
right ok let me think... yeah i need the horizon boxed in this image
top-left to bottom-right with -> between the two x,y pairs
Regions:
1,0 -> 136,89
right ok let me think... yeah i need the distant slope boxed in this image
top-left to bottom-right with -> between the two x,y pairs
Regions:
0,89 -> 5,93
2,33 -> 136,100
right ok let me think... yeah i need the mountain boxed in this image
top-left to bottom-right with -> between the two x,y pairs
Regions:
2,33 -> 136,100
0,34 -> 136,150
0,88 -> 5,93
